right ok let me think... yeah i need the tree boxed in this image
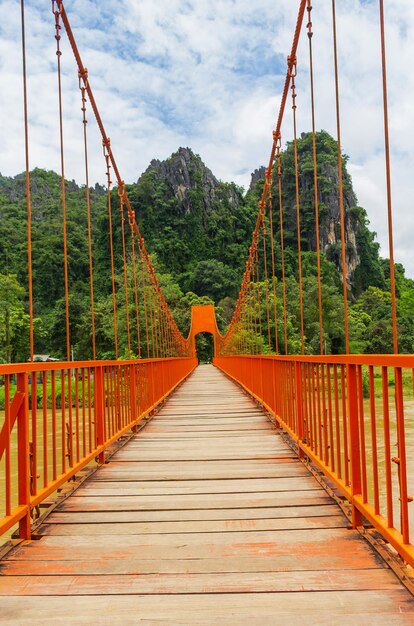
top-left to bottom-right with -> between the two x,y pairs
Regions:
191,259 -> 239,301
0,273 -> 44,362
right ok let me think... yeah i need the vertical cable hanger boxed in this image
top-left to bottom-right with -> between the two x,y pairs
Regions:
290,55 -> 305,355
139,245 -> 150,358
52,1 -> 71,361
266,166 -> 279,354
118,183 -> 131,356
130,223 -> 141,358
307,0 -> 324,354
79,68 -> 96,359
331,0 -> 350,353
20,0 -> 34,361
275,133 -> 289,354
103,139 -> 118,359
260,200 -> 272,351
379,0 -> 398,353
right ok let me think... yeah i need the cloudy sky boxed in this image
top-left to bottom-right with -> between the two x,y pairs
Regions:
0,0 -> 413,275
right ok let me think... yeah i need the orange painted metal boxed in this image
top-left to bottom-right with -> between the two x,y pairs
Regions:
52,2 -> 71,361
188,305 -> 223,356
20,0 -> 34,361
379,0 -> 398,353
331,0 -> 350,353
0,357 -> 197,539
214,354 -> 414,568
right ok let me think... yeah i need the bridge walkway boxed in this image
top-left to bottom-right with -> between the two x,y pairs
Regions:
0,365 -> 413,624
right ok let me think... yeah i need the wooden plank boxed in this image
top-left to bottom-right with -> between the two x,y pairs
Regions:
125,439 -> 284,448
38,503 -> 345,524
8,526 -> 360,548
75,476 -> 319,495
93,458 -> 303,480
4,529 -> 385,568
112,452 -> 295,461
0,554 -> 388,576
36,515 -> 349,536
134,429 -> 276,438
1,592 -> 413,625
0,569 -> 400,595
143,420 -> 273,428
54,490 -> 332,511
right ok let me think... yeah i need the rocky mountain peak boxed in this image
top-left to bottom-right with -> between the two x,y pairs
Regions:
249,166 -> 266,192
141,147 -> 220,214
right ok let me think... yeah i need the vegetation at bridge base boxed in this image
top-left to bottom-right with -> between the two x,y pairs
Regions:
0,131 -> 414,361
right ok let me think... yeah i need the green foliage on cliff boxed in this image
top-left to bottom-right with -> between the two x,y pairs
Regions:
0,132 -> 413,362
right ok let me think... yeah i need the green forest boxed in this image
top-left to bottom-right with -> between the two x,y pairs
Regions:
0,130 -> 413,363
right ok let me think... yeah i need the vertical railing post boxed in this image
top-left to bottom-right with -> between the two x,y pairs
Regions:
129,364 -> 138,431
347,363 -> 363,527
17,372 -> 31,539
271,360 -> 280,428
394,367 -> 410,544
294,361 -> 305,459
94,365 -> 105,464
160,359 -> 165,398
150,361 -> 156,415
259,357 -> 264,402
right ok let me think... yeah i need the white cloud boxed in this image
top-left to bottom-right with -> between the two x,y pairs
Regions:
0,0 -> 413,276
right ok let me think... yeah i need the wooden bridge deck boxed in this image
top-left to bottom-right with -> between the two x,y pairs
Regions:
1,364 -> 413,624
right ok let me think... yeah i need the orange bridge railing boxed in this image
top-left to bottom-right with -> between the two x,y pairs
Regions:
0,357 -> 197,540
215,354 -> 414,568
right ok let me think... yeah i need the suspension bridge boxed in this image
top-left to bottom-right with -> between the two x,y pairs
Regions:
1,0 -> 414,623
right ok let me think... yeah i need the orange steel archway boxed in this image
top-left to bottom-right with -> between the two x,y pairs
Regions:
188,305 -> 222,357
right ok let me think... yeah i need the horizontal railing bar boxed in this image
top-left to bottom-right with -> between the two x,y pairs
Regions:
0,356 -> 193,376
216,354 -> 414,367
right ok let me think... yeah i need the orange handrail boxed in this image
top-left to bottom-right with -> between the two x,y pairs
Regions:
214,354 -> 414,568
0,357 -> 197,540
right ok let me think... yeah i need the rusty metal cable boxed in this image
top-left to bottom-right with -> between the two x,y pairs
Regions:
218,1 -> 307,357
276,135 -> 289,354
260,204 -> 272,350
130,222 -> 141,358
267,167 -> 279,353
147,269 -> 156,358
58,0 -> 189,359
307,0 -> 324,354
118,184 -> 131,355
103,141 -> 118,358
52,2 -> 71,361
255,241 -> 263,353
139,246 -> 150,358
79,70 -> 96,359
21,0 -> 34,361
331,0 -> 350,353
379,0 -> 398,353
290,58 -> 305,355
